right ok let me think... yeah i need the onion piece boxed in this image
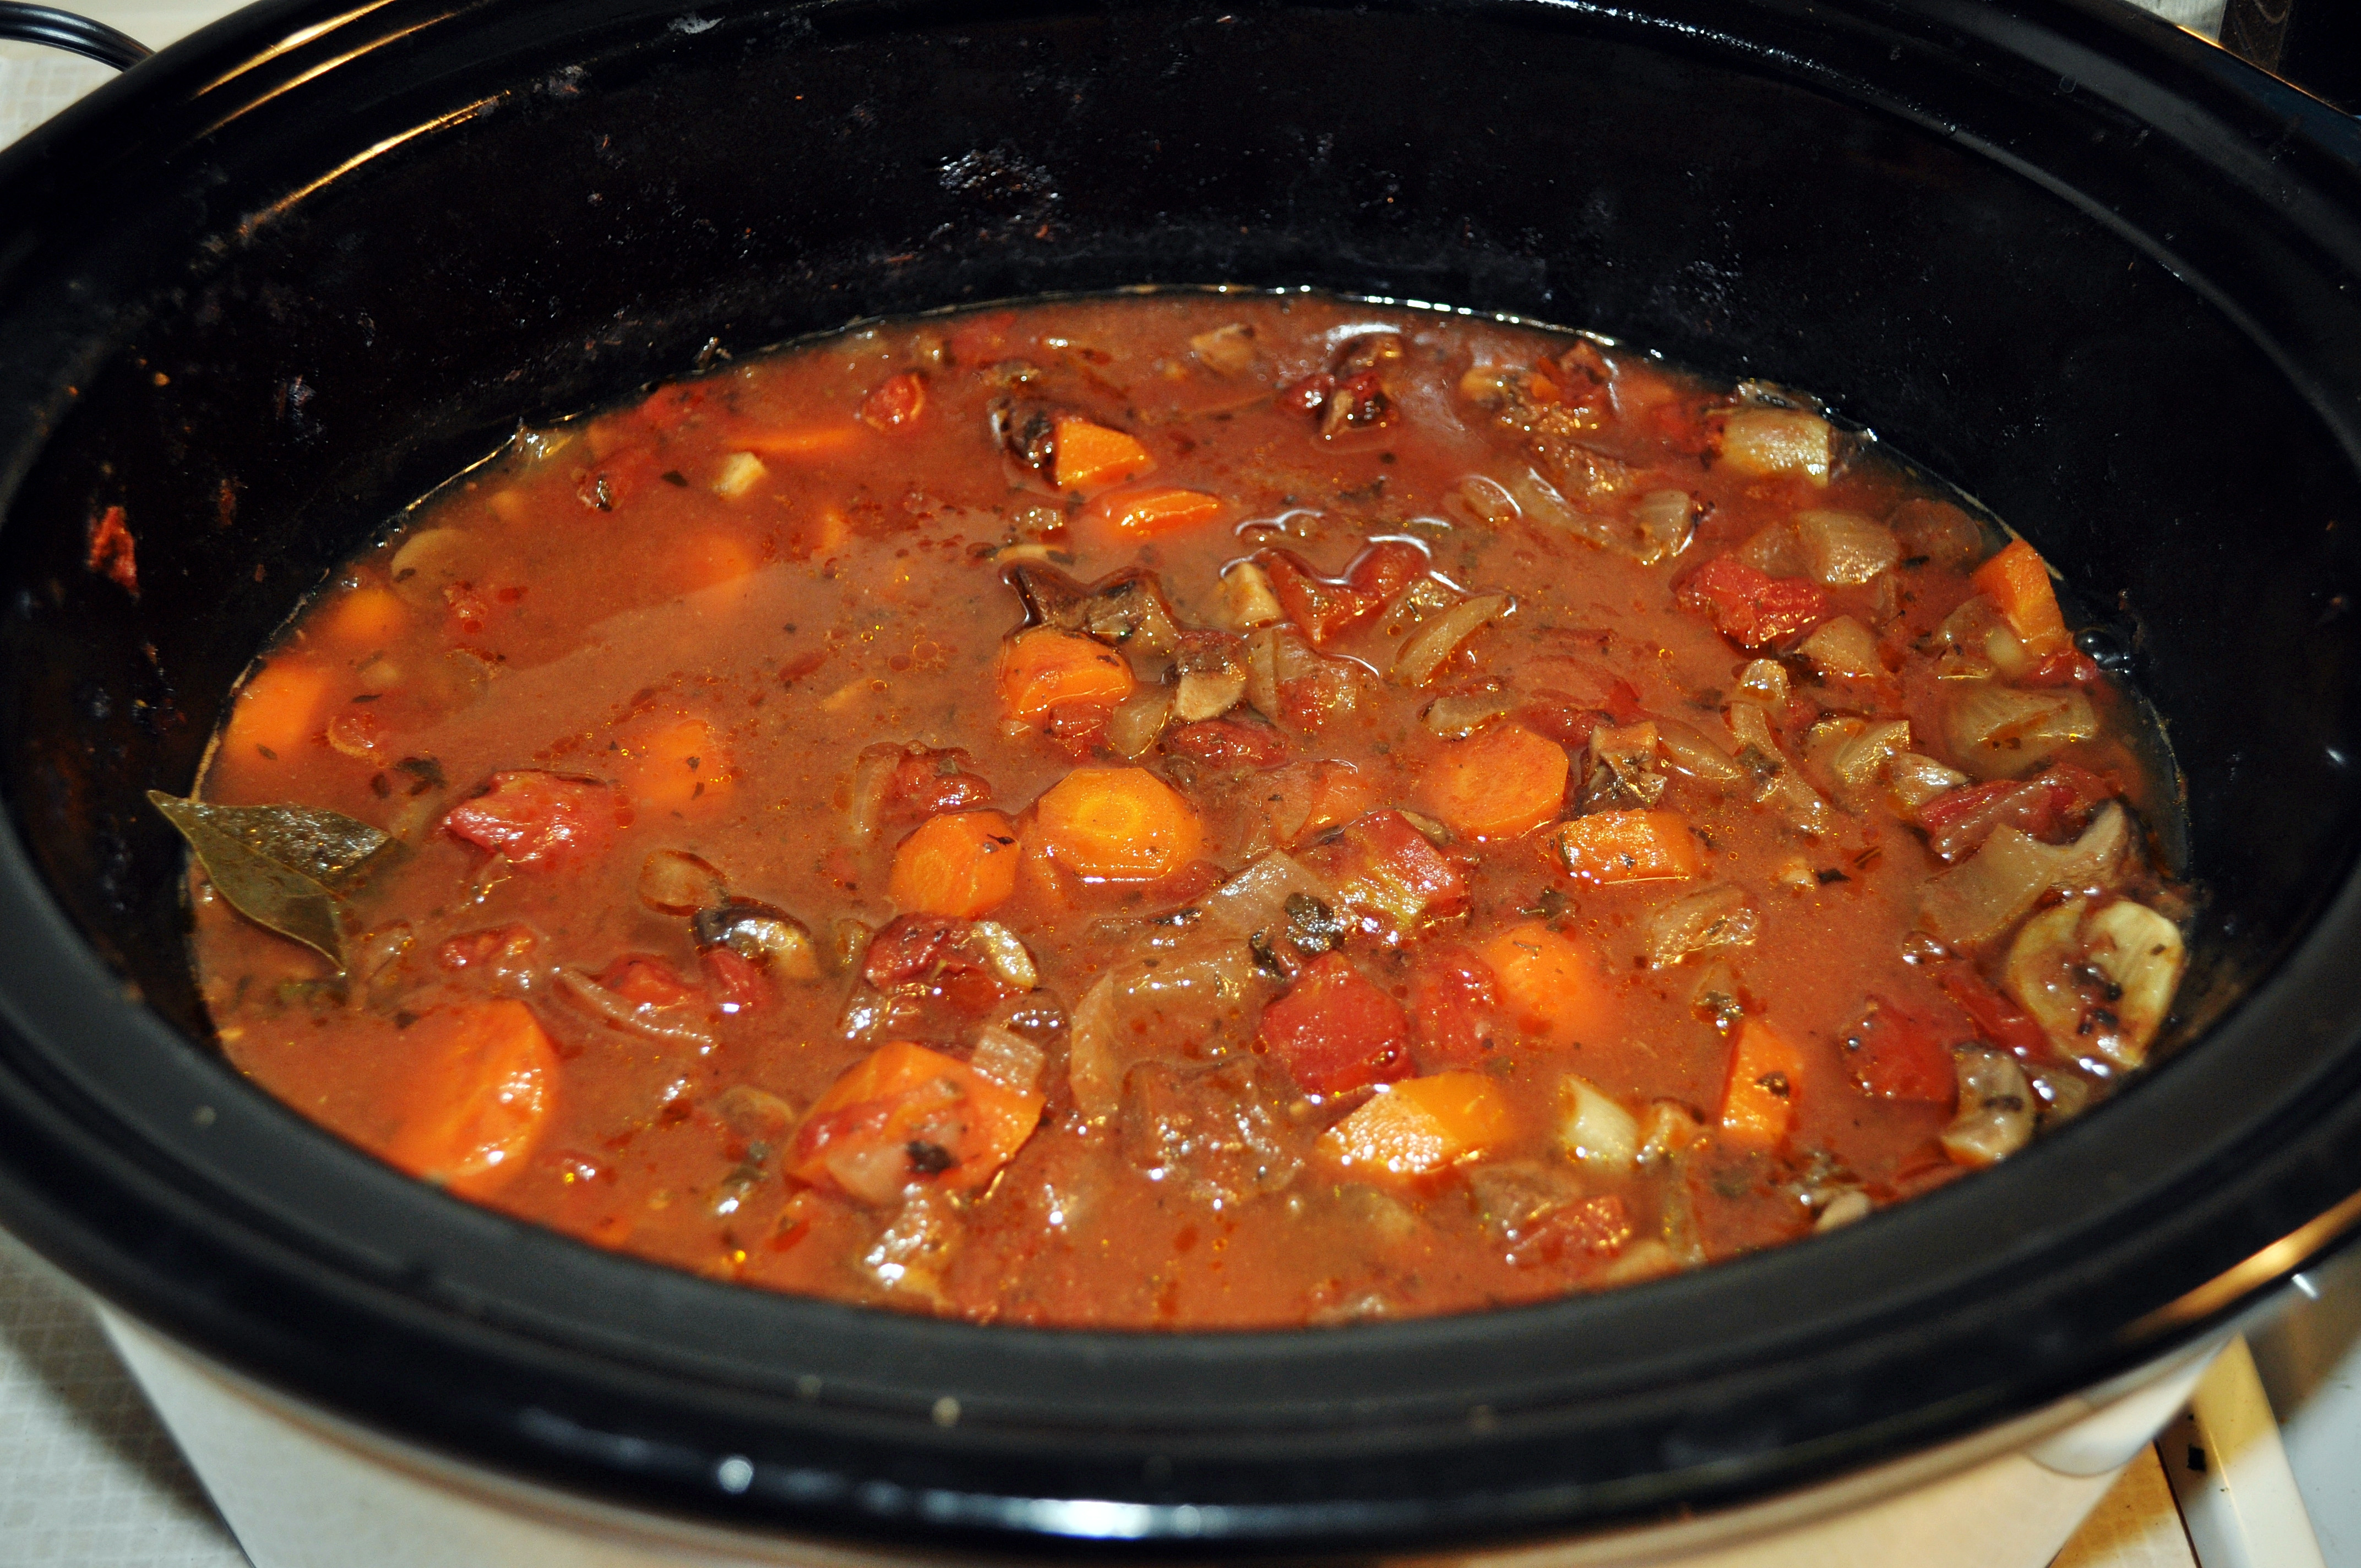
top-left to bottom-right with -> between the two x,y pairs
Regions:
1642,884 -> 1760,968
1737,521 -> 1807,579
1220,559 -> 1284,628
1446,475 -> 1520,529
1394,592 -> 1510,686
1887,752 -> 1969,813
1794,509 -> 1901,585
1379,576 -> 1459,639
1945,686 -> 2097,778
1105,687 -> 1174,759
554,966 -> 718,1047
2003,896 -> 2184,1069
1736,658 -> 1789,706
1890,497 -> 1986,570
966,921 -> 1040,991
1559,1076 -> 1640,1172
1798,615 -> 1883,679
1629,489 -> 1698,564
1637,1100 -> 1708,1166
1507,471 -> 1620,550
1067,946 -> 1262,1121
1423,687 -> 1514,739
640,849 -> 727,916
1718,409 -> 1832,484
970,1024 -> 1048,1093
1656,718 -> 1747,790
1935,596 -> 2032,679
1917,802 -> 2129,948
1200,851 -> 1339,941
1823,718 -> 1913,790
1942,1048 -> 2034,1167
844,743 -> 905,844
1174,665 -> 1248,723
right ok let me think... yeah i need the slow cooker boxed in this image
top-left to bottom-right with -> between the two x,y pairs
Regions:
2,1 -> 2359,1564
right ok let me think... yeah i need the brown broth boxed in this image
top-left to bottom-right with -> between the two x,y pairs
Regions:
184,291 -> 2184,1327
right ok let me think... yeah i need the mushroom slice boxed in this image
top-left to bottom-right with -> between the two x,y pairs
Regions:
2003,896 -> 2185,1070
1171,630 -> 1249,721
1941,1048 -> 2034,1168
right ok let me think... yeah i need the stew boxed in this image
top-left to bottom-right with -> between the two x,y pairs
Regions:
176,292 -> 2188,1327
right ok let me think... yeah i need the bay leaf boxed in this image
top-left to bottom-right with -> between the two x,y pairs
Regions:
148,791 -> 400,968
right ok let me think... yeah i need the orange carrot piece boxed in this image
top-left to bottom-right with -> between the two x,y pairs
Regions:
1474,921 -> 1620,1046
1420,720 -> 1570,840
1547,809 -> 1699,885
382,1001 -> 560,1198
224,658 -> 329,763
1971,538 -> 2071,657
1051,416 -> 1154,492
1032,766 -> 1203,881
889,810 -> 1022,918
621,716 -> 732,810
1087,484 -> 1225,538
741,424 -> 863,458
788,1040 -> 1043,1199
1718,1018 -> 1805,1152
1317,1072 -> 1513,1180
315,586 -> 407,651
995,628 -> 1136,725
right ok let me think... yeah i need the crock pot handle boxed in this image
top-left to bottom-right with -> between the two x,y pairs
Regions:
0,3 -> 149,69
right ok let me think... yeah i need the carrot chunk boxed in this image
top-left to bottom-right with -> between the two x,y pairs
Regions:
1547,809 -> 1699,884
889,809 -> 1022,919
787,1040 -> 1043,1204
1420,720 -> 1569,840
1317,1072 -> 1513,1180
619,716 -> 732,810
382,1001 -> 560,1198
315,586 -> 407,651
1718,1019 -> 1805,1151
1473,921 -> 1619,1046
995,628 -> 1136,725
1087,484 -> 1224,538
224,658 -> 329,763
1032,766 -> 1203,881
1051,416 -> 1154,492
1971,538 -> 2072,657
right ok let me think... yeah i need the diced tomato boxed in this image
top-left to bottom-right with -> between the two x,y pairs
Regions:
1165,717 -> 1288,768
1260,541 -> 1431,647
1918,764 -> 2119,861
1938,967 -> 2050,1057
787,1041 -> 1043,1204
2021,649 -> 2102,688
1524,1194 -> 1634,1264
1258,952 -> 1415,1096
700,945 -> 771,1014
634,383 -> 705,434
1410,945 -> 1502,1068
574,445 -> 665,513
1325,809 -> 1470,932
1676,557 -> 1831,649
858,914 -> 1011,1014
1842,998 -> 1961,1103
1346,540 -> 1427,604
442,771 -> 618,870
887,748 -> 994,815
860,371 -> 927,432
1279,372 -> 1335,416
597,955 -> 701,1010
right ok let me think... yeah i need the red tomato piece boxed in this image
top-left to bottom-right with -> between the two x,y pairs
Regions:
860,371 -> 927,431
1164,717 -> 1288,768
1280,371 -> 1335,416
1258,550 -> 1367,646
1258,952 -> 1415,1096
1326,809 -> 1471,931
787,1041 -> 1043,1204
634,383 -> 705,434
436,923 -> 538,974
574,445 -> 665,513
2021,649 -> 2102,688
1345,540 -> 1428,605
887,748 -> 994,815
597,955 -> 700,1010
700,945 -> 771,1014
1531,1194 -> 1634,1263
1410,945 -> 1502,1068
442,772 -> 618,870
1938,967 -> 2051,1057
1919,764 -> 2119,861
1842,998 -> 1962,1103
858,914 -> 1012,1015
1676,557 -> 1831,648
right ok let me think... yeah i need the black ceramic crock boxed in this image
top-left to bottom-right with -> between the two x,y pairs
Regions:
2,0 -> 2360,1554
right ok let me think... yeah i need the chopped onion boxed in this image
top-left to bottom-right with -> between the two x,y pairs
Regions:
1917,802 -> 2129,948
1814,1190 -> 1874,1231
1446,475 -> 1520,529
1736,658 -> 1790,706
554,967 -> 718,1047
714,1085 -> 798,1141
1637,1100 -> 1708,1166
640,849 -> 728,916
1737,520 -> 1808,579
1890,497 -> 1986,570
1886,751 -> 1969,813
970,1024 -> 1048,1093
1067,946 -> 1261,1121
1423,687 -> 1514,739
1629,489 -> 1697,564
1642,884 -> 1760,968
1935,597 -> 2032,679
1394,592 -> 1510,686
1106,687 -> 1174,759
1945,686 -> 2097,778
1379,576 -> 1459,639
1656,718 -> 1747,790
1244,627 -> 1282,719
712,451 -> 769,498
1506,471 -> 1619,549
2003,896 -> 2183,1070
388,528 -> 472,608
1799,615 -> 1883,679
1942,1048 -> 2033,1167
1726,700 -> 1781,757
844,743 -> 905,844
1189,323 -> 1256,375
966,921 -> 1040,990
1559,1075 -> 1640,1173
1220,560 -> 1283,628
1718,409 -> 1832,484
1794,509 -> 1901,585
1823,718 -> 1913,790
1200,851 -> 1338,941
